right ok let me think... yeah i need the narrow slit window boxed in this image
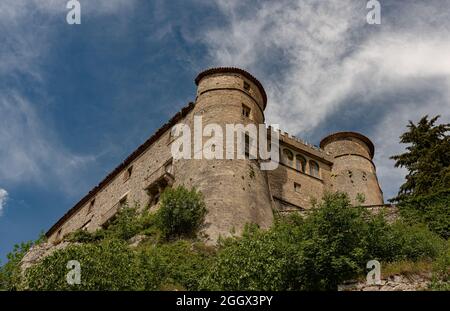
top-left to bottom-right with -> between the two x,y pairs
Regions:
124,166 -> 133,181
242,104 -> 251,118
119,195 -> 128,209
87,199 -> 95,214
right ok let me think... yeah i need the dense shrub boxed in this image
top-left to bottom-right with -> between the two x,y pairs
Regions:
0,242 -> 33,290
139,241 -> 214,291
201,193 -> 447,291
66,205 -> 158,244
294,193 -> 369,290
365,214 -> 445,262
0,234 -> 45,291
3,190 -> 447,291
390,222 -> 445,261
156,187 -> 206,239
26,239 -> 142,291
430,241 -> 450,290
398,189 -> 450,239
202,193 -> 370,290
200,224 -> 298,290
25,238 -> 214,291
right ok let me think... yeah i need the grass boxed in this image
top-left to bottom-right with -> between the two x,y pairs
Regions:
356,260 -> 434,282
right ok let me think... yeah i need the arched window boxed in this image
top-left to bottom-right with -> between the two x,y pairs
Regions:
309,160 -> 320,178
283,149 -> 294,166
295,155 -> 306,173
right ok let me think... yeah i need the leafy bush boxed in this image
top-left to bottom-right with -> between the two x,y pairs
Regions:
293,193 -> 369,290
66,205 -> 159,244
365,214 -> 445,262
139,240 -> 214,291
25,238 -> 214,291
398,189 -> 450,239
0,242 -> 33,291
0,233 -> 46,291
201,192 -> 447,291
156,186 -> 206,239
200,224 -> 298,291
389,222 -> 445,261
26,239 -> 143,291
430,241 -> 450,290
202,193 -> 370,290
4,190 -> 447,291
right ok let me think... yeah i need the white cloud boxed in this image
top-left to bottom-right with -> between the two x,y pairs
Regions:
202,0 -> 450,200
0,91 -> 96,191
0,0 -> 135,193
0,189 -> 8,216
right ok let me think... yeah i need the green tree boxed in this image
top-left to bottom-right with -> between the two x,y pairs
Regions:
156,186 -> 207,239
390,115 -> 450,202
390,115 -> 450,238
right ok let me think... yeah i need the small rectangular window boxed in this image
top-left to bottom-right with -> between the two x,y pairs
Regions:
87,199 -> 95,214
244,134 -> 250,156
165,161 -> 173,174
242,104 -> 251,118
294,182 -> 301,193
119,195 -> 128,209
81,220 -> 91,231
243,81 -> 251,91
124,166 -> 133,181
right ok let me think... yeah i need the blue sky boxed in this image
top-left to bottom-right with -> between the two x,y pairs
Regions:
1,0 -> 449,262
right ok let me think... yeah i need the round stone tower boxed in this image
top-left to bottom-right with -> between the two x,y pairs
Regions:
320,132 -> 384,205
175,67 -> 274,243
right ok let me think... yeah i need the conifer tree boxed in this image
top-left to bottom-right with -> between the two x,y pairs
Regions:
390,115 -> 450,203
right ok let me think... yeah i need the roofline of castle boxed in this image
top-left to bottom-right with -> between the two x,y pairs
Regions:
45,102 -> 196,238
195,67 -> 268,109
319,131 -> 375,159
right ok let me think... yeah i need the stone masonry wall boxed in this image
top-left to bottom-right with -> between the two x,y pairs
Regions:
46,68 -> 386,247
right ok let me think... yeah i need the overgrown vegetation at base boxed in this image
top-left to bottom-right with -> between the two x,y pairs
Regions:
0,234 -> 46,291
397,190 -> 450,240
202,193 -> 448,291
1,189 -> 447,291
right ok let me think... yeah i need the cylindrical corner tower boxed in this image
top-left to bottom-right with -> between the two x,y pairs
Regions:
175,67 -> 274,243
320,132 -> 384,205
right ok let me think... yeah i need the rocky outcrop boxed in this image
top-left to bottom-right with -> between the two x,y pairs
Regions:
338,273 -> 432,291
127,234 -> 147,248
20,242 -> 72,272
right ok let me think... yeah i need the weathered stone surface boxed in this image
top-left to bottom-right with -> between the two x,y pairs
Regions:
339,274 -> 432,291
127,235 -> 147,248
44,68 -> 389,247
20,242 -> 72,272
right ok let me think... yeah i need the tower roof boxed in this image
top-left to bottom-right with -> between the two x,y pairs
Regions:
320,131 -> 375,159
195,67 -> 267,109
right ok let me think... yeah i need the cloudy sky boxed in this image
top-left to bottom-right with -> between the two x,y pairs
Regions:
1,0 -> 449,261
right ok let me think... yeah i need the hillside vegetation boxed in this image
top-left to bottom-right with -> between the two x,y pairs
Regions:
0,189 -> 448,291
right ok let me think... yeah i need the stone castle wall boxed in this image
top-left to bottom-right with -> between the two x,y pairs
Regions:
47,68 -> 385,244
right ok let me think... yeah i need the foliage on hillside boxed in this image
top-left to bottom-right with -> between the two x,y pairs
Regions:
1,189 -> 447,291
0,234 -> 46,291
201,193 -> 447,291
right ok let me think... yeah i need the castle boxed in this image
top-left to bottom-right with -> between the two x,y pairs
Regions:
46,67 -> 384,244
